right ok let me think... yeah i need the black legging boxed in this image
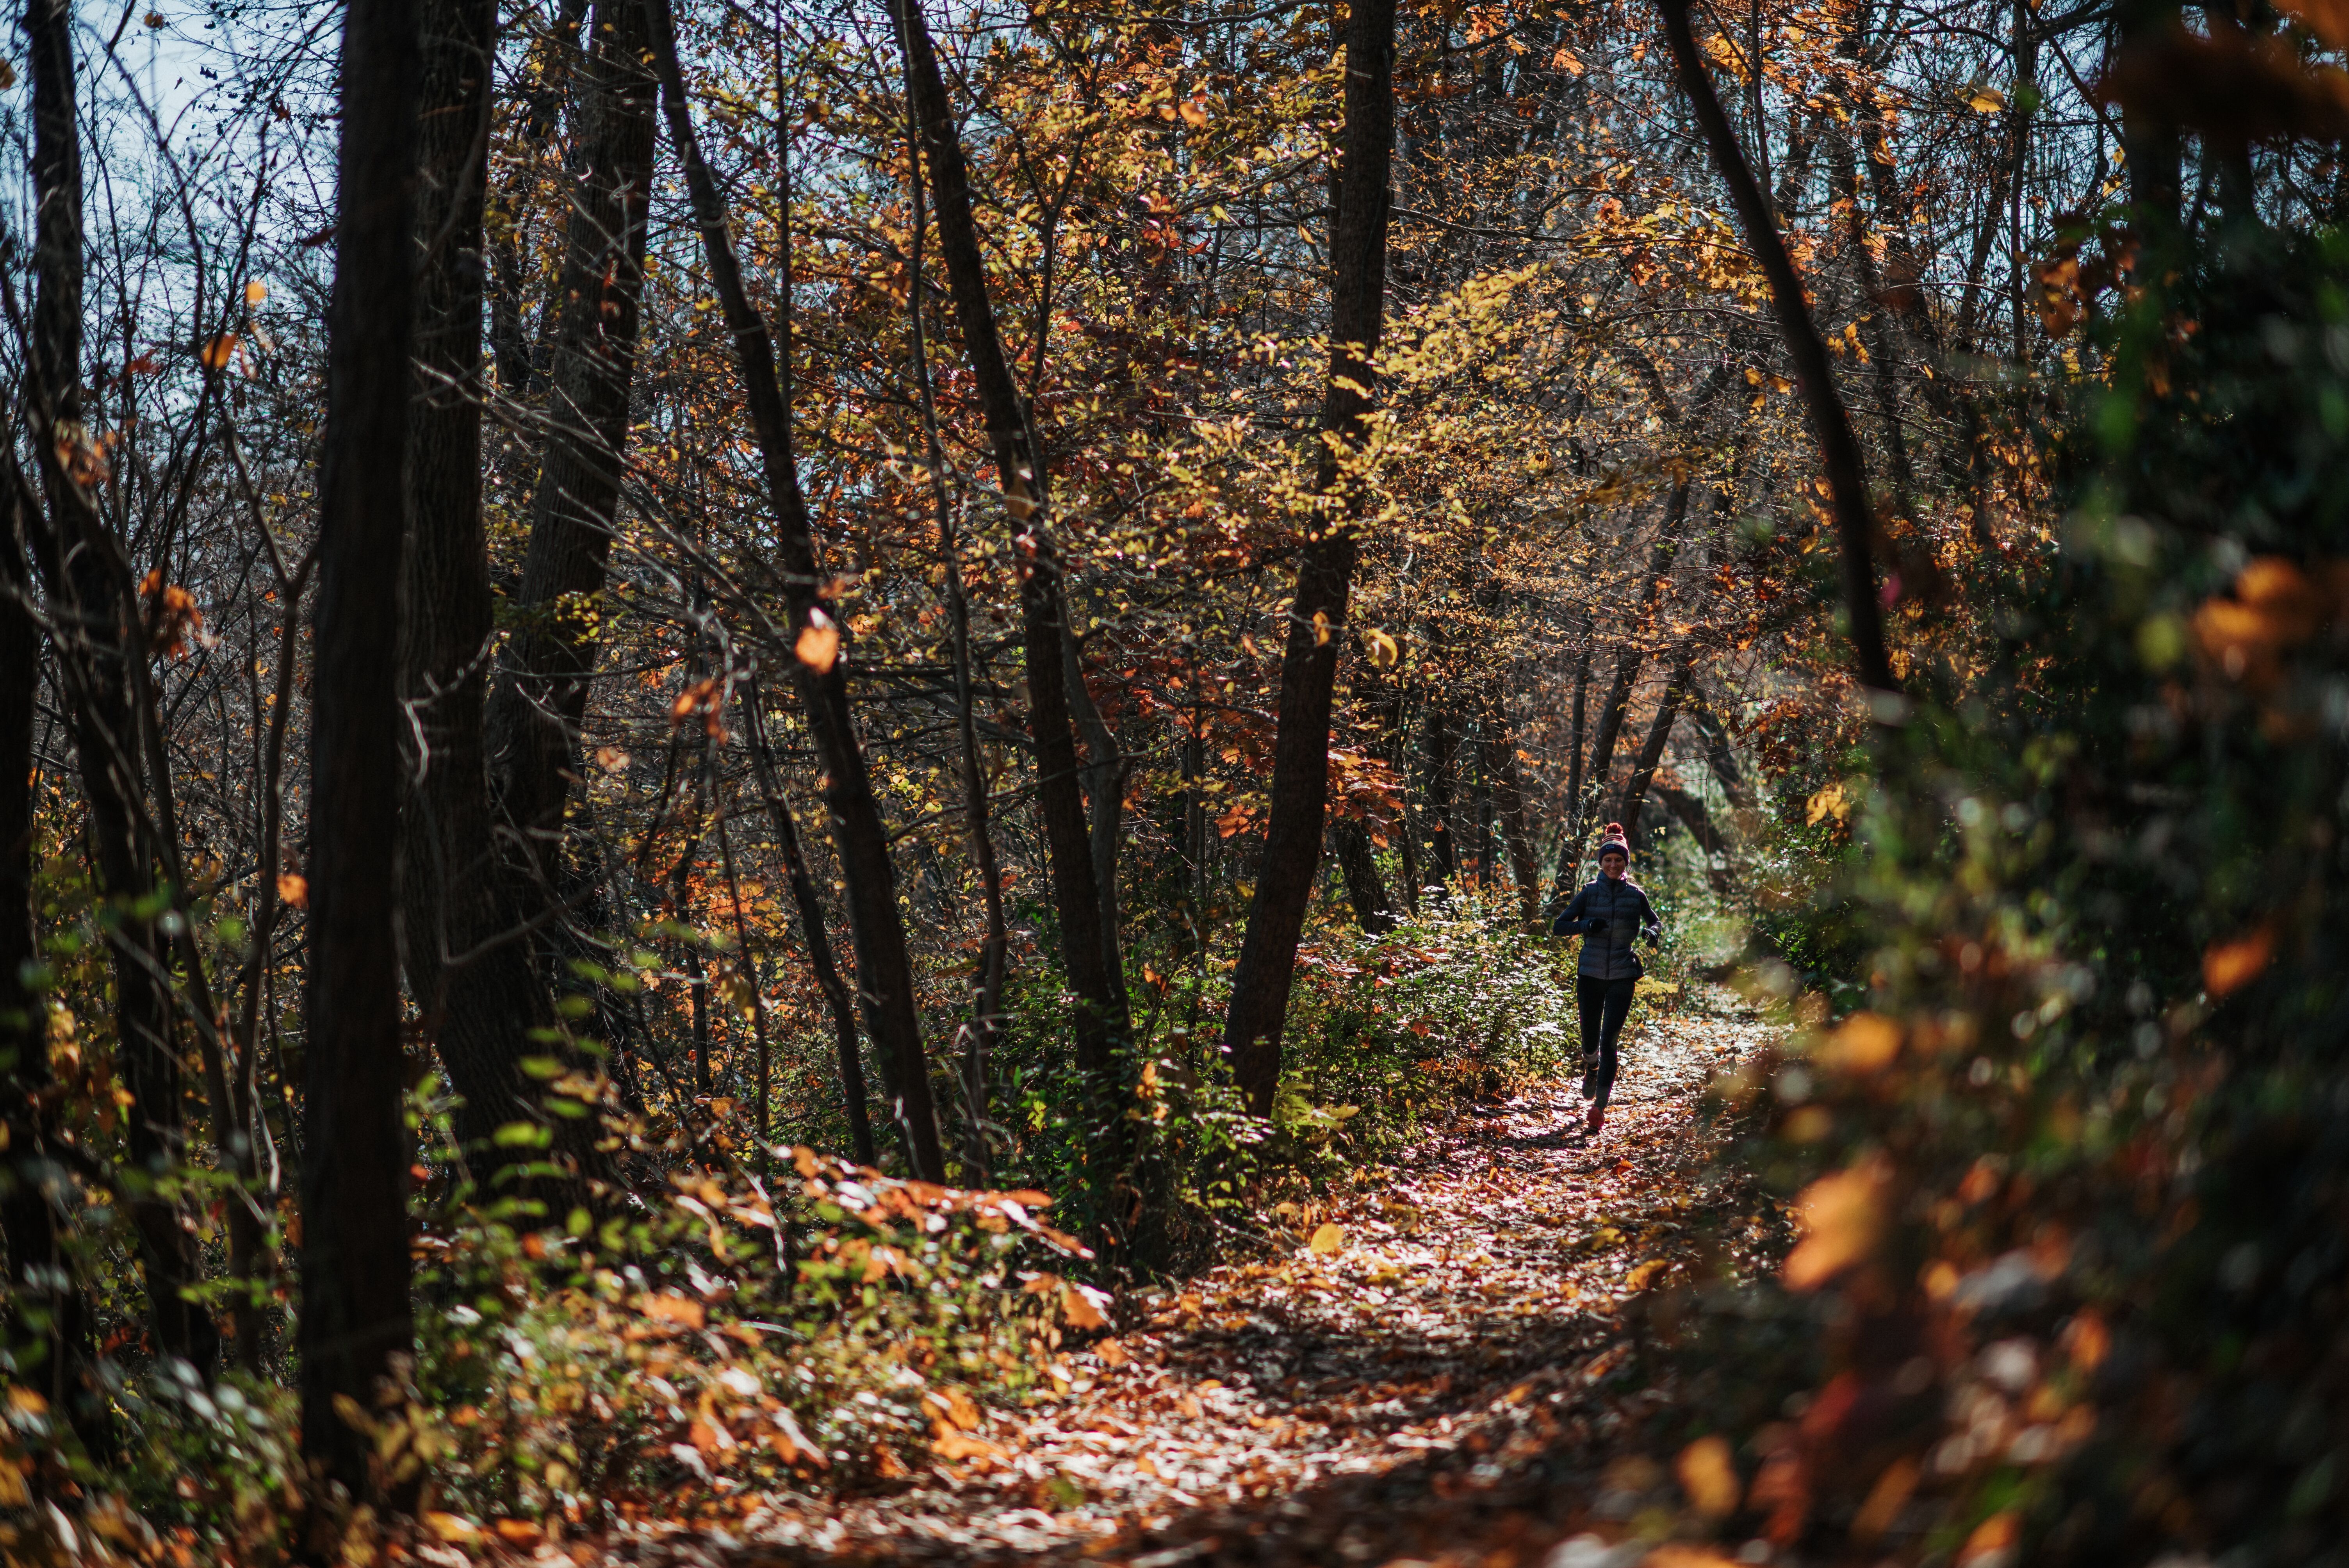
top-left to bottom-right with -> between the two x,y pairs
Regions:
1577,974 -> 1637,1110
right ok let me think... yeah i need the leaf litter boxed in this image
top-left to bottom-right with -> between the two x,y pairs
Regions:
579,986 -> 1783,1568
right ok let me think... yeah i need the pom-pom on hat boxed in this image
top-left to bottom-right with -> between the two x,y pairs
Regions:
1598,822 -> 1631,861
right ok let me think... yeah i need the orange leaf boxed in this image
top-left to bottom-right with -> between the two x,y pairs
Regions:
275,872 -> 307,909
1852,1457 -> 1919,1543
1819,1010 -> 1902,1073
200,333 -> 239,370
1061,1283 -> 1111,1330
638,1292 -> 705,1329
1675,1434 -> 1739,1520
1307,1222 -> 1345,1255
1956,1510 -> 2019,1566
795,611 -> 840,673
1781,1160 -> 1888,1291
2203,925 -> 2274,996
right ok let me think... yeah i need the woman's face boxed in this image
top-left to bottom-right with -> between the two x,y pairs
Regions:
1601,851 -> 1627,880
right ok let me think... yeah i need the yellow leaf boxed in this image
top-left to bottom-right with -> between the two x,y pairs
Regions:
1965,86 -> 2007,112
1365,626 -> 1399,668
1782,1160 -> 1889,1291
1307,1222 -> 1345,1255
1675,1434 -> 1741,1520
795,610 -> 840,673
1805,780 -> 1850,825
1312,608 -> 1331,646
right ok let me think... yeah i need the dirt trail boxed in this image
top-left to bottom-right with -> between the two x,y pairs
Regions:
626,988 -> 1776,1568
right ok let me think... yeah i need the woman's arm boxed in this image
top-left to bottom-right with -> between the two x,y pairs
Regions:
1638,887 -> 1663,943
1552,884 -> 1595,936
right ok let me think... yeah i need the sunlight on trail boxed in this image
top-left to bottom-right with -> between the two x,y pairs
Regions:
622,989 -> 1779,1568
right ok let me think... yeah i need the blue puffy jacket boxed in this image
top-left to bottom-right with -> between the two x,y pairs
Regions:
1552,876 -> 1663,980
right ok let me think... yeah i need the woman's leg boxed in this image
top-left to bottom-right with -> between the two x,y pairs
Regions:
1576,974 -> 1608,1095
1593,976 -> 1637,1109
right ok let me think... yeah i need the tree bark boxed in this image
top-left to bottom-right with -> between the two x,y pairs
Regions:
399,0 -> 561,1189
0,495 -> 112,1463
1329,816 -> 1395,935
1424,701 -> 1457,889
1221,0 -> 1397,1117
1655,0 -> 1899,697
903,115 -> 1008,1178
299,0 -> 419,1504
22,0 -> 217,1381
891,0 -> 1132,1114
743,688 -> 876,1167
1484,710 -> 1542,924
647,0 -> 945,1179
1617,645 -> 1695,841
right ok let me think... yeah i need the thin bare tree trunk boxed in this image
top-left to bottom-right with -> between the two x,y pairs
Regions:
1617,645 -> 1695,840
891,0 -> 1131,1133
399,0 -> 560,1190
1221,0 -> 1398,1116
903,112 -> 1007,1178
299,0 -> 419,1503
0,492 -> 112,1461
23,0 -> 217,1380
648,0 -> 944,1178
1656,0 -> 1899,697
743,687 -> 876,1166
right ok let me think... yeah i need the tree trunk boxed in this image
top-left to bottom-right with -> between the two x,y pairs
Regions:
1653,781 -> 1736,894
892,0 -> 1131,1118
1424,702 -> 1457,889
398,0 -> 561,1188
483,0 -> 656,872
1656,0 -> 1898,697
1617,645 -> 1695,842
1485,710 -> 1542,924
1221,0 -> 1397,1117
22,0 -> 217,1381
647,0 -> 945,1179
0,501 -> 112,1463
903,120 -> 1008,1178
299,0 -> 419,1503
743,688 -> 876,1166
1330,817 -> 1395,935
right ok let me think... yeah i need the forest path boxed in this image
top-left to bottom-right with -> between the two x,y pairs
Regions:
644,988 -> 1775,1568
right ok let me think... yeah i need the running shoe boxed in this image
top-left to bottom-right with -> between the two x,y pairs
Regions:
1586,1104 -> 1604,1133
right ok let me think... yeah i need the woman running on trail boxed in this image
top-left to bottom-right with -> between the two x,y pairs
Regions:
1551,823 -> 1663,1133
